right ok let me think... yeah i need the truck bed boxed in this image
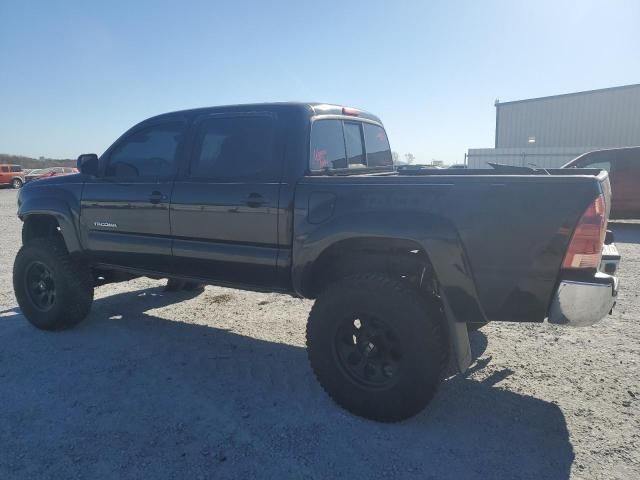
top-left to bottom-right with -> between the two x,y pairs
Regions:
294,169 -> 610,324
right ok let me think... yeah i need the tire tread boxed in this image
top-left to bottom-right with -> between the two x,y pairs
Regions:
306,273 -> 448,422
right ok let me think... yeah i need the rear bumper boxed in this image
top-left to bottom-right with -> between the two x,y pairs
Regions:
548,272 -> 618,327
600,243 -> 621,275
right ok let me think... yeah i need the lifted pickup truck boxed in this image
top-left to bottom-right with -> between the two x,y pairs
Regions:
13,103 -> 619,422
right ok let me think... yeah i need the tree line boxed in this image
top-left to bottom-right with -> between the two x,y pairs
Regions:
0,154 -> 76,169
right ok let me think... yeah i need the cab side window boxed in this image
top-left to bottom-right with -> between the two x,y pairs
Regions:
105,122 -> 184,178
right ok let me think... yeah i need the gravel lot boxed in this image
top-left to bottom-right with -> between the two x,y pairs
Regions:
0,187 -> 638,479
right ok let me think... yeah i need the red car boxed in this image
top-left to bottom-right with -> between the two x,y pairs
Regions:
564,146 -> 640,219
24,166 -> 79,183
0,164 -> 25,188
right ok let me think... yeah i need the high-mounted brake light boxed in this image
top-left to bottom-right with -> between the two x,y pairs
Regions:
562,194 -> 607,269
342,107 -> 360,116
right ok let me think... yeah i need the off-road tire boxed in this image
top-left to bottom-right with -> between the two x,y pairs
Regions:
306,273 -> 448,422
13,237 -> 94,330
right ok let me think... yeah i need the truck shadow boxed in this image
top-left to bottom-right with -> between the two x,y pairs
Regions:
1,287 -> 573,480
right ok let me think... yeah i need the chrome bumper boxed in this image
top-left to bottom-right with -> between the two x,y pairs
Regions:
548,272 -> 618,327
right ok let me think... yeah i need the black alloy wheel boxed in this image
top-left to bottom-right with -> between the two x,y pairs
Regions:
24,261 -> 56,311
334,315 -> 401,389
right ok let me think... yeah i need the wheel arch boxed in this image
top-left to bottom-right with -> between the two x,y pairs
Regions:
293,213 -> 488,326
19,198 -> 82,254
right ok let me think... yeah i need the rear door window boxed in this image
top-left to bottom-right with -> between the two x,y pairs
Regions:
189,115 -> 277,181
10,165 -> 22,172
310,119 -> 347,170
363,124 -> 393,167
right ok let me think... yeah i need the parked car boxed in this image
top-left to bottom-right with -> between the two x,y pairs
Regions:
0,164 -> 25,188
448,164 -> 467,169
13,102 -> 619,422
564,146 -> 640,219
24,166 -> 78,183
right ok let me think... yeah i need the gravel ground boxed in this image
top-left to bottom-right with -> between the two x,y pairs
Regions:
0,187 -> 638,479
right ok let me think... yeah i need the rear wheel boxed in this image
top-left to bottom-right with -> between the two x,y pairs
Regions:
13,238 -> 94,330
306,274 -> 448,422
12,178 -> 23,189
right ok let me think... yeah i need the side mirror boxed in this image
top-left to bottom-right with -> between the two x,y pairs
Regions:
77,153 -> 99,176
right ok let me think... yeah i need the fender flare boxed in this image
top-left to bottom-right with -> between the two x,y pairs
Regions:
293,210 -> 487,324
18,197 -> 82,254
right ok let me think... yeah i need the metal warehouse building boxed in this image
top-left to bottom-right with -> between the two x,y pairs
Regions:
467,83 -> 640,169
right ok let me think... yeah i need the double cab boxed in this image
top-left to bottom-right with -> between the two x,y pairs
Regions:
13,103 -> 619,421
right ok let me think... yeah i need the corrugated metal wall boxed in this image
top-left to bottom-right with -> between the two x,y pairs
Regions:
495,84 -> 640,148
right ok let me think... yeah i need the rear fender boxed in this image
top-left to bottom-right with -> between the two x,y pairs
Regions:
295,211 -> 486,319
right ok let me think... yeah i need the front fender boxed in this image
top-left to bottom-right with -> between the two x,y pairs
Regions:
17,184 -> 83,254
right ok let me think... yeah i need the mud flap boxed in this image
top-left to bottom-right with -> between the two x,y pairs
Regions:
441,298 -> 472,374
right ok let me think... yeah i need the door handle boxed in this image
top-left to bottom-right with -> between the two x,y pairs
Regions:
149,191 -> 167,204
245,193 -> 267,208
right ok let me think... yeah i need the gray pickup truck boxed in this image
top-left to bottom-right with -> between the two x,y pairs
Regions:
13,103 -> 619,421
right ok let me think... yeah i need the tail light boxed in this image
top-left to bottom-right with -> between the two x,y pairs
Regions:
562,194 -> 607,269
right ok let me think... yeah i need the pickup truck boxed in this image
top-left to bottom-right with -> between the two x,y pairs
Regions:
13,102 -> 619,422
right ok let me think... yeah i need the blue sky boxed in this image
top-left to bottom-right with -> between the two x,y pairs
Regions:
1,0 -> 639,163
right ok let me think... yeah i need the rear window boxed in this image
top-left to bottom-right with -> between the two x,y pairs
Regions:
310,120 -> 347,170
344,122 -> 365,168
310,119 -> 392,172
363,124 -> 393,167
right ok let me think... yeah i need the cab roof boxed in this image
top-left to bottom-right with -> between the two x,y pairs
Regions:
143,102 -> 382,125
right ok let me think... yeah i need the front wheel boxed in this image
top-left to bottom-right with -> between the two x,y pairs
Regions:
13,238 -> 94,330
306,274 -> 448,422
12,178 -> 23,189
